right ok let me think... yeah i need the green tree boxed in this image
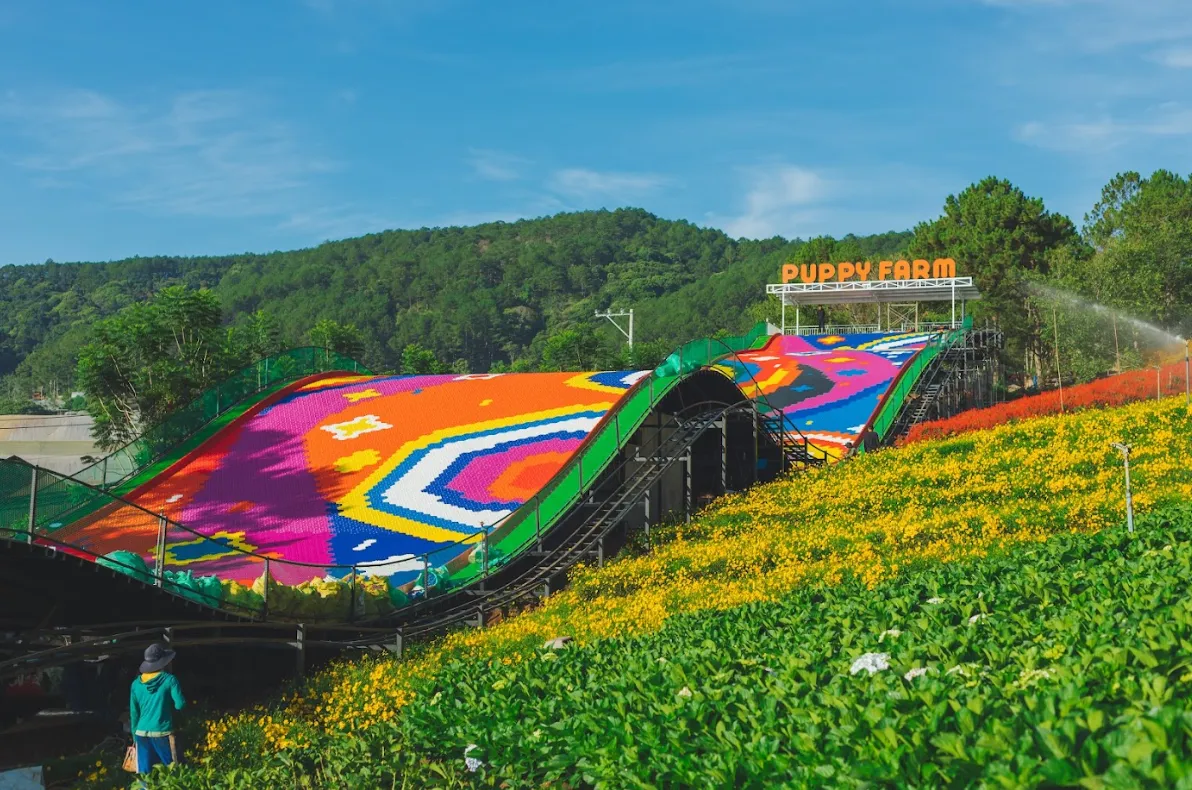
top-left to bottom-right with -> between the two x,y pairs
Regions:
909,177 -> 1081,381
400,342 -> 447,375
233,310 -> 283,362
542,327 -> 603,371
76,286 -> 234,449
1079,170 -> 1192,332
309,319 -> 365,361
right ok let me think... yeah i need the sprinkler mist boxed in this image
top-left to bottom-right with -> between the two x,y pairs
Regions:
1026,283 -> 1189,401
1026,283 -> 1185,348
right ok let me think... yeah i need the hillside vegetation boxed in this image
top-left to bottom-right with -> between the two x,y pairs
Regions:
124,395 -> 1192,788
0,209 -> 910,396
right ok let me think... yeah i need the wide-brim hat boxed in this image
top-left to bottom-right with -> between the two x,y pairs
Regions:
139,643 -> 176,673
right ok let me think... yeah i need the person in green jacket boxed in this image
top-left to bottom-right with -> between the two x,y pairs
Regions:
129,643 -> 186,774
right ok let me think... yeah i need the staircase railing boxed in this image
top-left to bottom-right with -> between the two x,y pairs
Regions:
0,324 -> 788,623
865,318 -> 973,445
399,400 -> 756,637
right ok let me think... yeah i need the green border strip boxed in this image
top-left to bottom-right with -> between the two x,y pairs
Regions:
440,325 -> 774,588
866,317 -> 973,445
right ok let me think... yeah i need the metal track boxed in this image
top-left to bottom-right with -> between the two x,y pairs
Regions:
399,401 -> 752,640
758,414 -> 828,468
0,621 -> 403,681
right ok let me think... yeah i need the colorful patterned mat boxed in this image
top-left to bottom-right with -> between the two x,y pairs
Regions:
726,330 -> 936,460
53,370 -> 646,584
52,330 -> 936,584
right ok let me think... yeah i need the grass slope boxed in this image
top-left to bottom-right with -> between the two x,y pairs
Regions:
113,396 -> 1192,788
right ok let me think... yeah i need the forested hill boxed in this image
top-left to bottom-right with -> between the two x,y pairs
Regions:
0,209 -> 912,393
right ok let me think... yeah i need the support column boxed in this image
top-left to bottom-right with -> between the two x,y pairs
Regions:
26,467 -> 38,544
643,489 -> 651,537
684,453 -> 692,524
720,418 -> 728,492
295,624 -> 306,678
780,300 -> 786,335
751,409 -> 758,485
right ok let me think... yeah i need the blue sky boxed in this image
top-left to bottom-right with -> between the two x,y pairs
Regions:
2,0 -> 1190,265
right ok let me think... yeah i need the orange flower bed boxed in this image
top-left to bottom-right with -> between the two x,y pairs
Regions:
902,360 -> 1190,445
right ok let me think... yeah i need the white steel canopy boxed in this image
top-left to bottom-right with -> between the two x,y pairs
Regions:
766,277 -> 981,305
766,277 -> 982,334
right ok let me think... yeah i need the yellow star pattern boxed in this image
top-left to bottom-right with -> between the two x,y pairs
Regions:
344,389 -> 382,403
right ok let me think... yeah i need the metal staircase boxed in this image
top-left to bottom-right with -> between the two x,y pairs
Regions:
399,400 -> 756,640
759,412 -> 828,469
887,328 -> 1004,442
910,384 -> 944,424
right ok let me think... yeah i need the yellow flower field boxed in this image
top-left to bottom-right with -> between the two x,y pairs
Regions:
201,395 -> 1192,756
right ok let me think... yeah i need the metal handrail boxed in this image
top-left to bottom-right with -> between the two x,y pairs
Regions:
398,399 -> 758,636
0,620 -> 403,681
0,325 -> 818,624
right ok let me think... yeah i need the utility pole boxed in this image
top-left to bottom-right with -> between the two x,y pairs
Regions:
595,309 -> 634,349
1052,304 -> 1064,413
1184,338 -> 1190,407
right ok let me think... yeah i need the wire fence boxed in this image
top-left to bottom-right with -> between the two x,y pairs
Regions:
0,327 -> 778,623
72,348 -> 370,491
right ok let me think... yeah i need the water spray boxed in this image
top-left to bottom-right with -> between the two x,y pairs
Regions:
1027,283 -> 1184,347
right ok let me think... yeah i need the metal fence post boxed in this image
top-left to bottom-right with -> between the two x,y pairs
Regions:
348,565 -> 357,622
578,456 -> 584,488
393,628 -> 403,659
26,467 -> 38,544
262,557 -> 271,619
295,623 -> 306,678
482,524 -> 489,578
534,501 -> 542,551
421,554 -> 429,592
154,513 -> 167,587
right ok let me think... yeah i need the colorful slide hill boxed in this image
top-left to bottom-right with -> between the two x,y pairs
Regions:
15,326 -> 945,619
724,329 -> 935,460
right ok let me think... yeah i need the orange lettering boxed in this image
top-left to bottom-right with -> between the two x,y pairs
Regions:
912,259 -> 930,279
855,261 -> 872,280
782,263 -> 798,283
818,262 -> 836,283
879,260 -> 893,280
800,264 -> 818,283
932,258 -> 956,278
894,259 -> 911,279
837,261 -> 855,281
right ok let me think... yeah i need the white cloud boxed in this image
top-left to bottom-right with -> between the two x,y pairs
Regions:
0,87 -> 372,238
1158,49 -> 1192,68
1014,104 -> 1192,152
977,0 -> 1192,52
548,168 -> 669,201
705,163 -> 955,241
467,148 -> 526,181
708,165 -> 829,239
